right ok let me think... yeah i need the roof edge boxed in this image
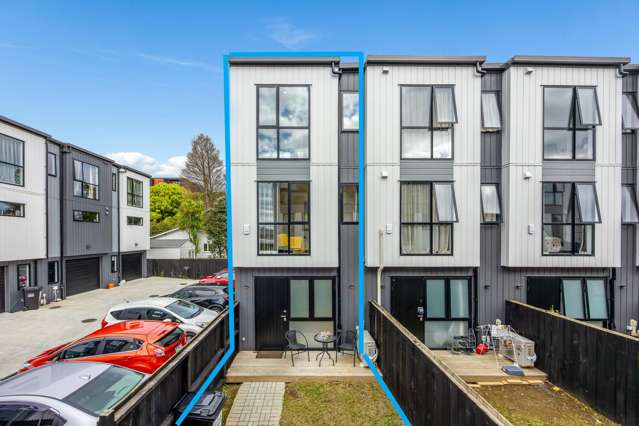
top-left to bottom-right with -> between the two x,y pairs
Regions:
366,55 -> 486,65
229,57 -> 340,65
508,55 -> 630,66
115,163 -> 153,179
0,114 -> 51,139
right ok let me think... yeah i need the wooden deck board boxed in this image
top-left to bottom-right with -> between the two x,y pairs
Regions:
226,351 -> 375,383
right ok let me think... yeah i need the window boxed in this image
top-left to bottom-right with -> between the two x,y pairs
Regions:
0,403 -> 65,426
560,278 -> 608,321
257,182 -> 310,255
289,278 -> 334,320
60,340 -> 101,360
0,133 -> 24,186
341,184 -> 358,223
101,338 -> 143,354
622,185 -> 639,224
401,85 -> 457,159
543,86 -> 600,160
73,210 -> 100,223
127,177 -> 143,207
47,152 -> 57,176
424,278 -> 470,348
342,92 -> 359,130
0,201 -> 24,217
480,184 -> 501,223
543,183 -> 600,255
622,93 -> 639,130
111,255 -> 118,273
481,92 -> 501,130
17,264 -> 30,289
257,85 -> 309,159
400,182 -> 457,255
127,216 -> 143,226
112,172 -> 117,191
48,261 -> 59,284
73,160 -> 99,200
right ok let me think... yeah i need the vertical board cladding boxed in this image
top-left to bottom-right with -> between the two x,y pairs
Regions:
501,65 -> 622,268
619,225 -> 639,331
230,64 -> 339,268
119,169 -> 150,252
365,64 -> 482,267
339,71 -> 359,183
47,142 -> 61,258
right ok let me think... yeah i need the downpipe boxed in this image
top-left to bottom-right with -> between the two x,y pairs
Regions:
376,229 -> 384,305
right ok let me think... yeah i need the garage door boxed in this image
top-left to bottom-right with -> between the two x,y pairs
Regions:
122,253 -> 142,281
0,267 -> 5,313
66,258 -> 100,297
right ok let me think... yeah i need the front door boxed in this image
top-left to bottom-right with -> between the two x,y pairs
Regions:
390,277 -> 424,339
255,277 -> 289,350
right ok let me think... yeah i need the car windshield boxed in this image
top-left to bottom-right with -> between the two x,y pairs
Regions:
165,300 -> 202,319
62,366 -> 144,415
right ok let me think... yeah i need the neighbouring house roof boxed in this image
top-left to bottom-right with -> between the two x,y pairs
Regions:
150,239 -> 189,249
150,228 -> 181,239
366,55 -> 486,65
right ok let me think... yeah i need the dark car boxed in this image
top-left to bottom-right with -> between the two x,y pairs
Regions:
165,285 -> 228,314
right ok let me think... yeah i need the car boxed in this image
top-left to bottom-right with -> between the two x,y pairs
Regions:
103,297 -> 218,338
19,320 -> 186,375
164,285 -> 228,313
0,362 -> 145,425
198,268 -> 233,287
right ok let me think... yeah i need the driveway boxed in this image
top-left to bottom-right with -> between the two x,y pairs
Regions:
0,277 -> 194,378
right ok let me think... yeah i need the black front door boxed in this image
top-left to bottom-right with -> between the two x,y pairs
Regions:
255,277 -> 289,350
0,267 -> 5,312
390,277 -> 424,340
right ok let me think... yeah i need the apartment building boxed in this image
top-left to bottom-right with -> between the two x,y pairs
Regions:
0,115 -> 150,313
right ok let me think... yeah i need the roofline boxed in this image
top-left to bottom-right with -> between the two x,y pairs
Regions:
115,163 -> 153,179
65,143 -> 116,165
229,57 -> 339,65
150,228 -> 180,239
507,55 -> 630,66
151,176 -> 182,179
0,115 -> 51,139
366,55 -> 486,65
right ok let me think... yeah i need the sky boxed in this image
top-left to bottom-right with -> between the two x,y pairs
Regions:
1,0 -> 638,177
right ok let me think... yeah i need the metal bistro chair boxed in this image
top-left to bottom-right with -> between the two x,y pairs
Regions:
335,330 -> 357,367
284,330 -> 310,367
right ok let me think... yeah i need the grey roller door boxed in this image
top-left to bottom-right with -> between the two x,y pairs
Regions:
122,253 -> 142,281
66,258 -> 100,296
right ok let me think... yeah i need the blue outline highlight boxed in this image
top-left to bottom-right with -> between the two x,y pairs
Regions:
176,51 -> 410,426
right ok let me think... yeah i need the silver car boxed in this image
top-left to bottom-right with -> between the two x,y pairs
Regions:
0,362 -> 145,425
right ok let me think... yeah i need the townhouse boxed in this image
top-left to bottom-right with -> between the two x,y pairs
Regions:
229,55 -> 639,351
0,115 -> 150,313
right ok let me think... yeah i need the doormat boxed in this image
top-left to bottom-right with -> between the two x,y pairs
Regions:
256,351 -> 283,359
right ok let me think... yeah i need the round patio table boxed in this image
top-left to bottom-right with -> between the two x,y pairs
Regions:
313,333 -> 337,367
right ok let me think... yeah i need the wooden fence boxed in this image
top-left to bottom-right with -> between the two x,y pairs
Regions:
369,301 -> 511,426
98,302 -> 239,425
147,258 -> 227,279
506,300 -> 639,426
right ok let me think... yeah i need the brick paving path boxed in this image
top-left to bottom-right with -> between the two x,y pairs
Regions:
225,382 -> 285,425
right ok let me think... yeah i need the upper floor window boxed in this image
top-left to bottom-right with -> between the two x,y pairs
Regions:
127,177 -> 143,208
257,86 -> 309,159
112,172 -> 117,191
543,86 -> 601,160
622,185 -> 639,224
47,152 -> 57,176
622,93 -> 639,130
401,86 -> 457,159
542,182 -> 600,255
0,133 -> 24,186
73,160 -> 99,200
400,182 -> 457,255
480,184 -> 501,223
341,184 -> 358,224
127,216 -> 143,226
481,92 -> 501,130
342,92 -> 359,131
0,201 -> 24,217
73,210 -> 100,223
257,182 -> 310,255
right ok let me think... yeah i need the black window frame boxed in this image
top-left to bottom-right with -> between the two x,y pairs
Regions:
542,85 -> 600,161
0,133 -> 25,187
559,277 -> 609,322
48,260 -> 59,284
400,181 -> 457,256
622,184 -> 639,224
340,183 -> 358,224
47,152 -> 57,177
127,216 -> 143,226
127,177 -> 143,208
288,277 -> 336,322
400,84 -> 457,160
112,172 -> 117,191
480,183 -> 502,224
622,92 -> 639,131
0,200 -> 25,217
73,159 -> 100,200
423,277 -> 472,322
17,263 -> 30,290
257,181 -> 311,256
480,90 -> 502,131
256,84 -> 311,160
111,255 -> 118,273
340,91 -> 359,132
73,210 -> 100,223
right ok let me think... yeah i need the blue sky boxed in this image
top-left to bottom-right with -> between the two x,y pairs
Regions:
1,0 -> 638,176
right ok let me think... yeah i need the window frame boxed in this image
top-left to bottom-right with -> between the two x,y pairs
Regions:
256,181 -> 311,256
17,263 -> 30,290
111,255 -> 118,273
288,277 -> 336,322
73,159 -> 100,200
340,91 -> 359,132
47,152 -> 57,177
559,277 -> 609,322
622,92 -> 639,131
340,183 -> 358,224
542,85 -> 598,161
0,200 -> 25,217
423,277 -> 472,322
73,210 -> 100,223
112,172 -> 117,191
256,84 -> 311,160
127,216 -> 143,226
480,90 -> 502,131
399,84 -> 456,160
127,177 -> 143,208
48,261 -> 59,284
0,133 -> 25,187
622,184 -> 639,224
480,183 -> 502,224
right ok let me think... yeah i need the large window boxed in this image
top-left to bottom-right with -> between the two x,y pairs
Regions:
258,182 -> 310,255
0,133 -> 24,186
47,152 -> 57,176
424,278 -> 470,348
400,182 -> 458,255
342,92 -> 359,131
543,182 -> 600,255
622,185 -> 639,224
340,184 -> 358,224
73,210 -> 100,223
257,85 -> 309,159
127,177 -> 143,208
527,277 -> 608,323
543,86 -> 601,160
73,160 -> 99,200
289,278 -> 334,321
622,93 -> 639,130
480,184 -> 501,223
481,91 -> 502,130
400,85 -> 457,159
0,201 -> 24,217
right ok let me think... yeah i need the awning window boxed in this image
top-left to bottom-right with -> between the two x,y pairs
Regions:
575,183 -> 601,224
480,184 -> 501,223
433,183 -> 458,223
433,87 -> 458,126
481,92 -> 501,130
575,87 -> 601,126
622,93 -> 639,130
622,185 -> 639,224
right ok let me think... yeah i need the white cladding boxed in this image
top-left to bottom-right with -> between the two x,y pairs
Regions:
230,65 -> 339,268
501,65 -> 622,267
0,121 -> 47,262
118,169 -> 150,252
365,64 -> 482,267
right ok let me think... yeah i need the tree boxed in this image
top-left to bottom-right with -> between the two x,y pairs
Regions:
176,197 -> 205,258
150,183 -> 186,235
204,194 -> 227,258
181,134 -> 225,208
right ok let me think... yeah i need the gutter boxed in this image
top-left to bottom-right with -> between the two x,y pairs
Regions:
475,61 -> 487,76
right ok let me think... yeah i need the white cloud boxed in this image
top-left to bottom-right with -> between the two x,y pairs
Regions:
265,19 -> 317,49
105,152 -> 187,177
137,53 -> 218,72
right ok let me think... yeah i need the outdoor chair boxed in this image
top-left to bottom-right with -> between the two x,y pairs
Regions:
335,329 -> 357,367
284,330 -> 310,367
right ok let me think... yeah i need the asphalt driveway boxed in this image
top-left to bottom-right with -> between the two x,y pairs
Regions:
0,276 -> 194,378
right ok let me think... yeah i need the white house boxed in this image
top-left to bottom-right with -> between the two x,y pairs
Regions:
148,228 -> 217,259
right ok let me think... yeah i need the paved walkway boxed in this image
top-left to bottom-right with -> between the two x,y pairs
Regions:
226,382 -> 285,426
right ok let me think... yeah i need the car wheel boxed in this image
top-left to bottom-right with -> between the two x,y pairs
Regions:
186,331 -> 196,340
208,306 -> 223,314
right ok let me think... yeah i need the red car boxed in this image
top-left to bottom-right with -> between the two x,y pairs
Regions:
19,320 -> 186,375
198,268 -> 234,288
